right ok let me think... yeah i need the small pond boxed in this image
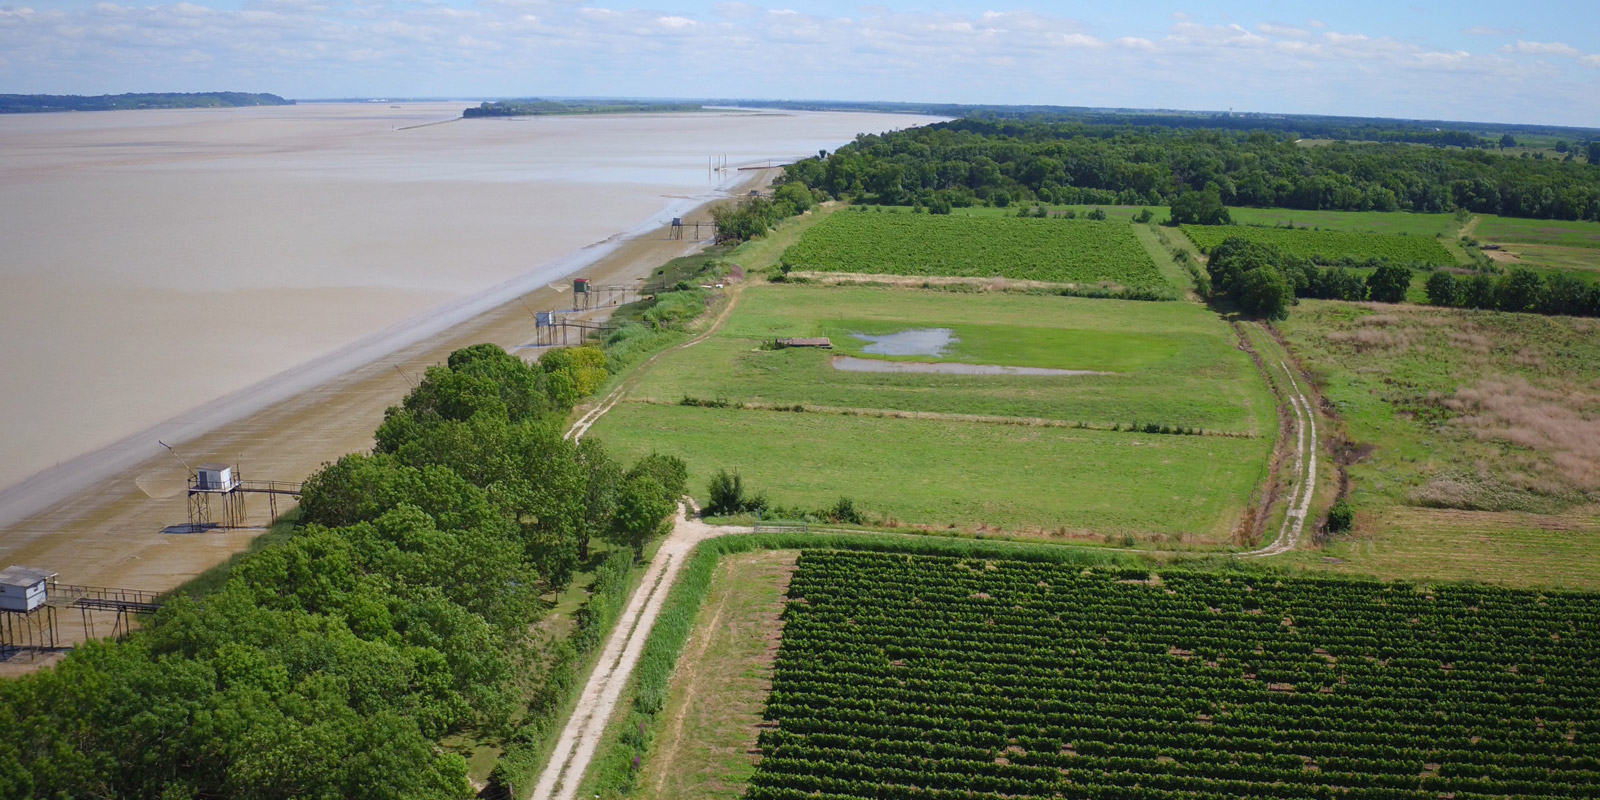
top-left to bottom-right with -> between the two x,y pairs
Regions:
851,328 -> 957,357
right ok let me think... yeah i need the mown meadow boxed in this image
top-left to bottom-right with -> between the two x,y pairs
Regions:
586,284 -> 1276,541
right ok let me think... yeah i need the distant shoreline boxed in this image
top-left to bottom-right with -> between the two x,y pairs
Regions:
0,92 -> 292,114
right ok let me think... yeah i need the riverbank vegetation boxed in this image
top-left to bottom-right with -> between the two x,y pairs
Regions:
0,343 -> 683,798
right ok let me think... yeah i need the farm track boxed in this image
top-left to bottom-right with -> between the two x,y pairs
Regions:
530,287 -> 749,799
1239,326 -> 1320,558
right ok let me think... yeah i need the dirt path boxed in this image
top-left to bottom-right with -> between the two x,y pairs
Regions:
1240,353 -> 1319,558
529,505 -> 721,800
566,276 -> 748,442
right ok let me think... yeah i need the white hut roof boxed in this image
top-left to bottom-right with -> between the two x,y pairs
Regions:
0,565 -> 56,588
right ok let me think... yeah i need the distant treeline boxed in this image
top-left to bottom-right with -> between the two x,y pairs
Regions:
784,118 -> 1600,220
463,99 -> 703,118
717,99 -> 1599,146
0,92 -> 292,113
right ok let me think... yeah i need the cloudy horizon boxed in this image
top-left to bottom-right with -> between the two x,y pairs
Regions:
2,1 -> 1597,127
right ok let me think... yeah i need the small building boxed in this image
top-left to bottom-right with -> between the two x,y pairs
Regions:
194,463 -> 236,492
0,566 -> 56,613
573,278 -> 590,294
777,337 -> 833,349
536,311 -> 555,328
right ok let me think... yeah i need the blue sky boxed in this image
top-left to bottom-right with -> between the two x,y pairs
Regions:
3,1 -> 1598,126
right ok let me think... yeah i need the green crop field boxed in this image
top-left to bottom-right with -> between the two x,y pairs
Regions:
782,211 -> 1166,287
584,284 -> 1276,539
625,285 -> 1275,435
747,550 -> 1600,800
1475,215 -> 1600,249
1182,224 -> 1458,266
592,403 -> 1268,539
1223,207 -> 1463,237
1279,301 -> 1600,517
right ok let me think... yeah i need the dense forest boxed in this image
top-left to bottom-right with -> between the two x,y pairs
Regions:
784,118 -> 1600,220
0,344 -> 684,798
0,92 -> 292,113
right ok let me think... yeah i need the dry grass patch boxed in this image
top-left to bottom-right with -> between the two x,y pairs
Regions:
1445,376 -> 1600,489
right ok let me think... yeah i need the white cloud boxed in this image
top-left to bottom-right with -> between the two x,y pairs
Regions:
1503,40 -> 1580,57
1058,33 -> 1105,49
1463,25 -> 1520,36
0,2 -> 1594,126
1258,23 -> 1309,39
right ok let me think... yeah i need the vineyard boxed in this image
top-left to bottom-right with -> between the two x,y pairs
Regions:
782,212 -> 1167,288
747,550 -> 1600,800
1182,225 -> 1457,267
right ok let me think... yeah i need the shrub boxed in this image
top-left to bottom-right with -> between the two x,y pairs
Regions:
1326,498 -> 1355,533
705,469 -> 745,516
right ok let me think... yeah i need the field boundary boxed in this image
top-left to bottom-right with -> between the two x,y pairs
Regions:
633,397 -> 1257,439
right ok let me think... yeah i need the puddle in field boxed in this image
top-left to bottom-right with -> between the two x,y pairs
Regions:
831,357 -> 1111,376
851,328 -> 957,357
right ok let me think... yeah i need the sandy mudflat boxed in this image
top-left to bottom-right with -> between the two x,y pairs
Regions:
0,105 -> 940,669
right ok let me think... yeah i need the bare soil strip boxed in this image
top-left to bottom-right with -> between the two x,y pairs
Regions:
530,507 -> 721,800
1241,351 -> 1319,558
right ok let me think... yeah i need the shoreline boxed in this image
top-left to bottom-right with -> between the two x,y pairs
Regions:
0,167 -> 776,651
0,167 -> 763,531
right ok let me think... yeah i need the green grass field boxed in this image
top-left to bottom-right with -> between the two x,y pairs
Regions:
591,402 -> 1268,540
1280,506 -> 1600,592
1470,215 -> 1600,280
782,211 -> 1166,288
1475,215 -> 1600,249
1182,224 -> 1458,266
1279,301 -> 1600,515
585,284 -> 1276,540
628,285 -> 1276,435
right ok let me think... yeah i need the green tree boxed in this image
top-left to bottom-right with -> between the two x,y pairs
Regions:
1425,270 -> 1459,306
608,475 -> 675,556
1497,268 -> 1545,312
1461,273 -> 1498,309
1169,185 -> 1231,225
627,453 -> 688,500
1365,263 -> 1412,303
1238,267 -> 1293,320
1499,133 -> 1517,149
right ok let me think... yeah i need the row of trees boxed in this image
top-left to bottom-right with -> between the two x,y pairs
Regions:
1424,268 -> 1600,317
782,119 -> 1600,220
0,344 -> 685,798
1205,237 -> 1414,319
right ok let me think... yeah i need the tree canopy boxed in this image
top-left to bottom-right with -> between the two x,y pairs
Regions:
783,118 -> 1600,220
0,344 -> 684,798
